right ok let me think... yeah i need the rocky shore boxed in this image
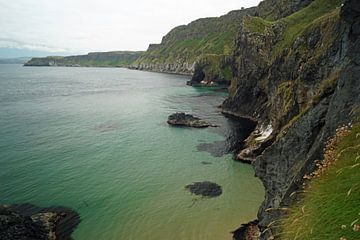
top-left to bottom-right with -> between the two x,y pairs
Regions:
0,204 -> 80,240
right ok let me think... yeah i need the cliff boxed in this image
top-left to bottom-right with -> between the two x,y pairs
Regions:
131,8 -> 256,84
220,0 -> 360,238
24,51 -> 143,67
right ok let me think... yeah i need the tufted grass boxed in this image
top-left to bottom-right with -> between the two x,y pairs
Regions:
272,0 -> 343,57
280,122 -> 360,240
243,16 -> 273,34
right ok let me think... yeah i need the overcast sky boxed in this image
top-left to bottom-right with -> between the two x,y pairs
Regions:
0,0 -> 261,55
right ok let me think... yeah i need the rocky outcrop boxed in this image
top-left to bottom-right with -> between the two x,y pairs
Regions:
221,0 -> 360,238
232,220 -> 260,240
186,54 -> 232,86
0,204 -> 80,240
167,113 -> 215,128
129,60 -> 194,75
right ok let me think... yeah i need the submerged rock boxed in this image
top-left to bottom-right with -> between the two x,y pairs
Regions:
0,204 -> 80,240
167,112 -> 216,128
185,181 -> 222,197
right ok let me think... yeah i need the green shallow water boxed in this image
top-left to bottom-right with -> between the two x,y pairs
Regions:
0,64 -> 264,240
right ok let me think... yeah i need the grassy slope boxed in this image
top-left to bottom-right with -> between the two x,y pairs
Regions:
25,51 -> 143,67
242,0 -> 343,58
134,10 -> 250,65
280,122 -> 360,239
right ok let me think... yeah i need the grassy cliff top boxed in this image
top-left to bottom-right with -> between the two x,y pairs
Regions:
134,8 -> 256,64
243,0 -> 343,58
281,121 -> 360,239
25,51 -> 143,67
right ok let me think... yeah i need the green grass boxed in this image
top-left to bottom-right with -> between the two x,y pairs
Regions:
244,16 -> 273,34
26,52 -> 142,67
280,122 -> 360,240
272,0 -> 342,57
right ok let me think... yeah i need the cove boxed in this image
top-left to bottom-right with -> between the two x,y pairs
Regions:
0,64 -> 264,240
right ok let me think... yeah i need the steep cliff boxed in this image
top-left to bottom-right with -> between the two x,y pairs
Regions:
131,8 -> 256,82
24,51 -> 143,67
221,0 -> 360,239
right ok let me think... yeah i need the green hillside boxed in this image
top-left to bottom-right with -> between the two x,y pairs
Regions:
132,8 -> 256,79
24,51 -> 143,67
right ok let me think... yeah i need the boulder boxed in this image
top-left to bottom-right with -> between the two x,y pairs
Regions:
167,112 -> 215,128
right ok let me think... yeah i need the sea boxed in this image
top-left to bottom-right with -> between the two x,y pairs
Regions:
0,64 -> 264,240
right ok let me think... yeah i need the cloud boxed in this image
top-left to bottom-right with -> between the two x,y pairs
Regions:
0,38 -> 70,53
0,0 -> 262,54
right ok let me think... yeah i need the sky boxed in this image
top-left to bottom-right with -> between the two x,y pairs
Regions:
0,0 -> 261,57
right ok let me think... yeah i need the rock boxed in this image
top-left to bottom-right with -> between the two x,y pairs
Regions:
232,220 -> 260,240
256,0 -> 312,20
221,0 -> 360,239
0,206 -> 48,240
167,112 -> 215,128
0,204 -> 80,240
185,181 -> 222,197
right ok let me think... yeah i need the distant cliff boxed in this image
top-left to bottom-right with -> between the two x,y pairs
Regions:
131,8 -> 256,85
24,51 -> 143,67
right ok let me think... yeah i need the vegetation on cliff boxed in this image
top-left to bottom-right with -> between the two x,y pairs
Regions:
280,122 -> 360,240
132,8 -> 256,79
222,0 -> 359,238
24,51 -> 143,67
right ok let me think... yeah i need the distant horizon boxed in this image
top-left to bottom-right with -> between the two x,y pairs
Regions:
0,48 -> 145,59
0,0 -> 261,58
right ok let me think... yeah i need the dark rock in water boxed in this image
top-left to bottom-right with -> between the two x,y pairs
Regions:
0,206 -> 48,240
167,112 -> 216,128
201,161 -> 212,165
0,204 -> 80,240
185,181 -> 222,197
232,220 -> 260,240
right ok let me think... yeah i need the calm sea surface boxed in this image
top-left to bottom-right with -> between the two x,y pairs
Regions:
0,64 -> 264,240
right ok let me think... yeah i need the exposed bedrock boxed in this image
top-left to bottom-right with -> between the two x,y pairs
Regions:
222,0 -> 360,238
167,112 -> 217,128
0,203 -> 80,240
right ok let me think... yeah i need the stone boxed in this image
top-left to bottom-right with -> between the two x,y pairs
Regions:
167,112 -> 215,128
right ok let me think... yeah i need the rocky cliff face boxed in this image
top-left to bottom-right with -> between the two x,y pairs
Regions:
131,8 -> 256,78
222,0 -> 360,238
255,0 -> 313,20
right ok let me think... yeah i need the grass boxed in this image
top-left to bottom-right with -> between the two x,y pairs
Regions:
280,121 -> 360,240
272,0 -> 342,57
243,16 -> 273,34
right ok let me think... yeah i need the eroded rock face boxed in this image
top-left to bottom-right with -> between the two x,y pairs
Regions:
256,0 -> 313,20
221,0 -> 360,238
0,204 -> 80,240
167,113 -> 215,128
185,181 -> 222,197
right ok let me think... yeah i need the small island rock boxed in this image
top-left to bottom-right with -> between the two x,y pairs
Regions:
167,112 -> 215,128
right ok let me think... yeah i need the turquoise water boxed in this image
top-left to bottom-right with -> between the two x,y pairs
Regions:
0,64 -> 264,240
